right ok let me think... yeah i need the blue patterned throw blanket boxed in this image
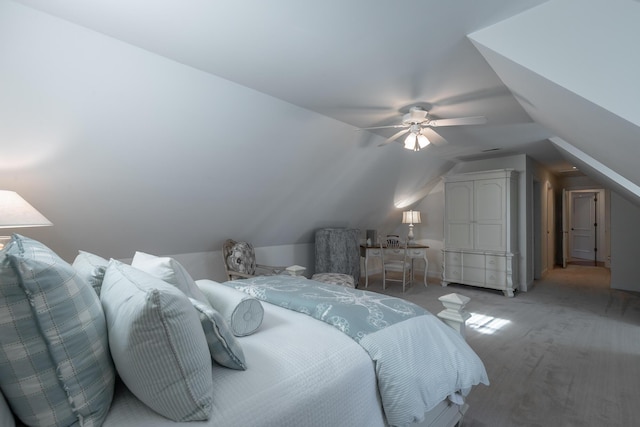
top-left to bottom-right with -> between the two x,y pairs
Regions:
226,275 -> 489,427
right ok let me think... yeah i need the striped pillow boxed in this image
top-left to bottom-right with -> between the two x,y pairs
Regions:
0,234 -> 115,427
189,298 -> 247,370
100,260 -> 213,421
130,252 -> 246,368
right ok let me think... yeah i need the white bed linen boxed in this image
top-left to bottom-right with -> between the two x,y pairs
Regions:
103,300 -> 387,427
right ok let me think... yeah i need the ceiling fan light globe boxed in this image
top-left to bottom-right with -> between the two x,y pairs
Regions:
417,134 -> 430,148
404,133 -> 417,150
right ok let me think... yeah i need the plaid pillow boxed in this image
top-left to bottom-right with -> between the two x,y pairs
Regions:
0,235 -> 115,427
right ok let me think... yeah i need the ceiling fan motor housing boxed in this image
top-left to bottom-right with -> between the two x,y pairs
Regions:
402,106 -> 429,125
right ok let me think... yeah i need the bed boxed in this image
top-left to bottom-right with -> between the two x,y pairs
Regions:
0,235 -> 488,427
104,275 -> 488,427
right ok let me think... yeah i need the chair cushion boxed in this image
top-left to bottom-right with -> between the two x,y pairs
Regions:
0,235 -> 115,427
100,260 -> 213,421
225,241 -> 256,275
311,273 -> 355,288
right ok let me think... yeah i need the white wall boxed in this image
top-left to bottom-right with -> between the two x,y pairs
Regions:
530,159 -> 560,277
164,243 -> 315,283
0,1 -> 453,264
610,192 -> 640,292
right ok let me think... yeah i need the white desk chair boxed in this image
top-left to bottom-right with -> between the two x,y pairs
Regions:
381,242 -> 412,293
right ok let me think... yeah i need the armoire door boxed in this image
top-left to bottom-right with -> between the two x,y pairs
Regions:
474,178 -> 506,251
445,181 -> 474,249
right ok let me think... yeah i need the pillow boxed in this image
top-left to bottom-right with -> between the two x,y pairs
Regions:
100,260 -> 213,421
0,390 -> 15,427
0,234 -> 115,427
225,241 -> 256,275
189,298 -> 247,370
72,250 -> 109,295
130,252 -> 246,369
131,251 -> 209,304
196,279 -> 264,336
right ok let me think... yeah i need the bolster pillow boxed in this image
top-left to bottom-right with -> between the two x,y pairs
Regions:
196,280 -> 264,336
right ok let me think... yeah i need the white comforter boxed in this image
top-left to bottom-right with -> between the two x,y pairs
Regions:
103,300 -> 388,427
225,276 -> 489,426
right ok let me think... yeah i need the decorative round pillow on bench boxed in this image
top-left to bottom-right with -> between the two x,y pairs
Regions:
226,241 -> 256,275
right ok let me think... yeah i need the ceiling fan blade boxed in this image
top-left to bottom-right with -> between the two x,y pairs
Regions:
421,128 -> 448,146
429,116 -> 487,127
358,124 -> 408,131
378,129 -> 410,146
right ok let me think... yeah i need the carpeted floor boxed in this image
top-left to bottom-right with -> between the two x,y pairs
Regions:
364,266 -> 640,427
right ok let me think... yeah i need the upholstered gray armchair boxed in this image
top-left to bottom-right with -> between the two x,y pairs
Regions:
222,239 -> 287,281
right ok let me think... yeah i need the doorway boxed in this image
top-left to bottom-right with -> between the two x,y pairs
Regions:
563,189 -> 608,267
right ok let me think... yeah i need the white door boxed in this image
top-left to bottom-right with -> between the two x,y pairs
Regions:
570,192 -> 596,261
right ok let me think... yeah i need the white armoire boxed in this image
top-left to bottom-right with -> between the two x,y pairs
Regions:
442,169 -> 519,297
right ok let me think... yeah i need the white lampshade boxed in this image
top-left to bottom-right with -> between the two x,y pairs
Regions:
0,191 -> 53,228
402,210 -> 421,225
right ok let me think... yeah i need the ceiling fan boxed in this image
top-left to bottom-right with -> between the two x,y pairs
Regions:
359,106 -> 487,151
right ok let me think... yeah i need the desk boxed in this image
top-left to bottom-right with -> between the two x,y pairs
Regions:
360,244 -> 429,288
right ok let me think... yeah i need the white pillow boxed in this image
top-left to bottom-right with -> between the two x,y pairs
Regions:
131,251 -> 209,304
101,260 -> 213,421
197,279 -> 264,336
72,250 -> 109,295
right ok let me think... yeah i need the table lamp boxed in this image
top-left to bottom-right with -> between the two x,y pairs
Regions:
402,210 -> 421,244
0,190 -> 53,249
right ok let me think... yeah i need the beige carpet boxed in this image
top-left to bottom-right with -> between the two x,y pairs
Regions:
364,266 -> 640,427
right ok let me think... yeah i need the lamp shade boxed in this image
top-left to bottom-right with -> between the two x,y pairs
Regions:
402,210 -> 421,225
0,191 -> 53,228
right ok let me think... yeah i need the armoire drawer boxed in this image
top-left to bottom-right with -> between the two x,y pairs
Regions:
463,253 -> 484,268
485,271 -> 507,287
444,267 -> 462,281
485,255 -> 507,271
462,267 -> 485,285
445,251 -> 462,265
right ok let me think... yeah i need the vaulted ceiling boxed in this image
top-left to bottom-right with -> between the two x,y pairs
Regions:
1,0 -> 639,261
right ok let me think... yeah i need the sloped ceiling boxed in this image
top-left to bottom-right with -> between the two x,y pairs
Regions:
1,0 -> 638,261
469,0 -> 640,200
